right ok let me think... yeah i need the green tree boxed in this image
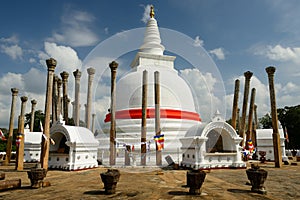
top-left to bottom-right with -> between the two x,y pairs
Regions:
259,113 -> 272,129
277,105 -> 300,149
24,110 -> 45,131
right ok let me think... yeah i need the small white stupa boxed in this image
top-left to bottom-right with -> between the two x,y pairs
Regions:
180,111 -> 246,169
49,115 -> 99,170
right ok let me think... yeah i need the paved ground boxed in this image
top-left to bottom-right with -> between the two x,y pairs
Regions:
0,159 -> 299,200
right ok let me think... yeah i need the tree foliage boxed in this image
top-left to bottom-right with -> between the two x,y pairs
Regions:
277,105 -> 300,149
259,113 -> 272,129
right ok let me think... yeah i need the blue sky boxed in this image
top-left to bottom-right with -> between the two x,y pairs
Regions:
0,0 -> 300,128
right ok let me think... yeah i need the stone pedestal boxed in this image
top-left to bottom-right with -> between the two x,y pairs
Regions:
27,164 -> 48,188
100,169 -> 120,194
186,170 -> 206,195
246,165 -> 268,194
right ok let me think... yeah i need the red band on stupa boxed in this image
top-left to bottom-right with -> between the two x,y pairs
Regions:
104,108 -> 201,122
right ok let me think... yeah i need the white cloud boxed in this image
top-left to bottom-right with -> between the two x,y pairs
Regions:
104,27 -> 109,35
47,9 -> 99,47
0,35 -> 19,44
265,45 -> 299,62
40,42 -> 82,73
209,48 -> 225,60
193,36 -> 204,47
0,68 -> 48,127
0,44 -> 23,60
29,58 -> 36,63
141,4 -> 152,24
180,68 -> 223,121
0,72 -> 23,95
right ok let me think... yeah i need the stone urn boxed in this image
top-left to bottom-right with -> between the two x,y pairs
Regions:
186,170 -> 206,195
259,151 -> 266,163
246,165 -> 268,194
100,169 -> 120,194
27,163 -> 47,188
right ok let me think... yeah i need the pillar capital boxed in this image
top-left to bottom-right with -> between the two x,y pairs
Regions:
266,66 -> 276,76
57,78 -> 62,87
31,99 -> 37,105
244,71 -> 253,80
21,96 -> 28,102
73,69 -> 82,79
11,88 -> 19,96
54,75 -> 58,82
87,67 -> 96,75
109,61 -> 118,71
46,58 -> 57,72
60,71 -> 69,82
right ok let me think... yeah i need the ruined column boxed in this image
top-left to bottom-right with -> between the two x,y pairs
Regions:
57,78 -> 62,117
86,67 -> 95,129
91,113 -> 96,133
141,70 -> 148,166
239,71 -> 253,147
73,69 -> 81,126
30,99 -> 37,132
246,88 -> 256,147
253,104 -> 258,148
4,88 -> 19,165
266,66 -> 282,168
71,101 -> 75,120
231,79 -> 240,130
154,71 -> 162,166
16,96 -> 28,170
60,71 -> 69,124
52,75 -> 58,123
109,61 -> 118,166
40,58 -> 56,170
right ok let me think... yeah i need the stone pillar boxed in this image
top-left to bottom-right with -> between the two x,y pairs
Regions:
30,99 -> 37,132
231,79 -> 240,130
246,88 -> 256,146
71,101 -> 75,120
52,75 -> 58,123
60,71 -> 69,125
57,78 -> 62,117
237,108 -> 240,132
253,104 -> 258,148
16,96 -> 28,170
86,67 -> 95,129
154,71 -> 162,166
40,58 -> 56,170
266,66 -> 282,168
4,88 -> 19,165
109,61 -> 118,166
239,71 -> 253,147
91,113 -> 96,133
73,69 -> 82,126
141,70 -> 148,166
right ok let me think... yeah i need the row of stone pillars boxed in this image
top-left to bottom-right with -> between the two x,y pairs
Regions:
50,67 -> 96,129
3,58 -> 97,169
231,67 -> 282,167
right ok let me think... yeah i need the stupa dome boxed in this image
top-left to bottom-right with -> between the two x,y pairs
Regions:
104,6 -> 201,124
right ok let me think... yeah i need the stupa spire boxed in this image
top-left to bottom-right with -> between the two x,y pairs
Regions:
139,5 -> 165,55
150,5 -> 155,18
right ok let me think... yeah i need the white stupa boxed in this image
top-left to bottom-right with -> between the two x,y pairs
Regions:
100,6 -> 202,165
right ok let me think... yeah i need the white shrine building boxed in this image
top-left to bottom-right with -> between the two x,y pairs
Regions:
180,111 -> 245,169
24,117 -> 99,171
